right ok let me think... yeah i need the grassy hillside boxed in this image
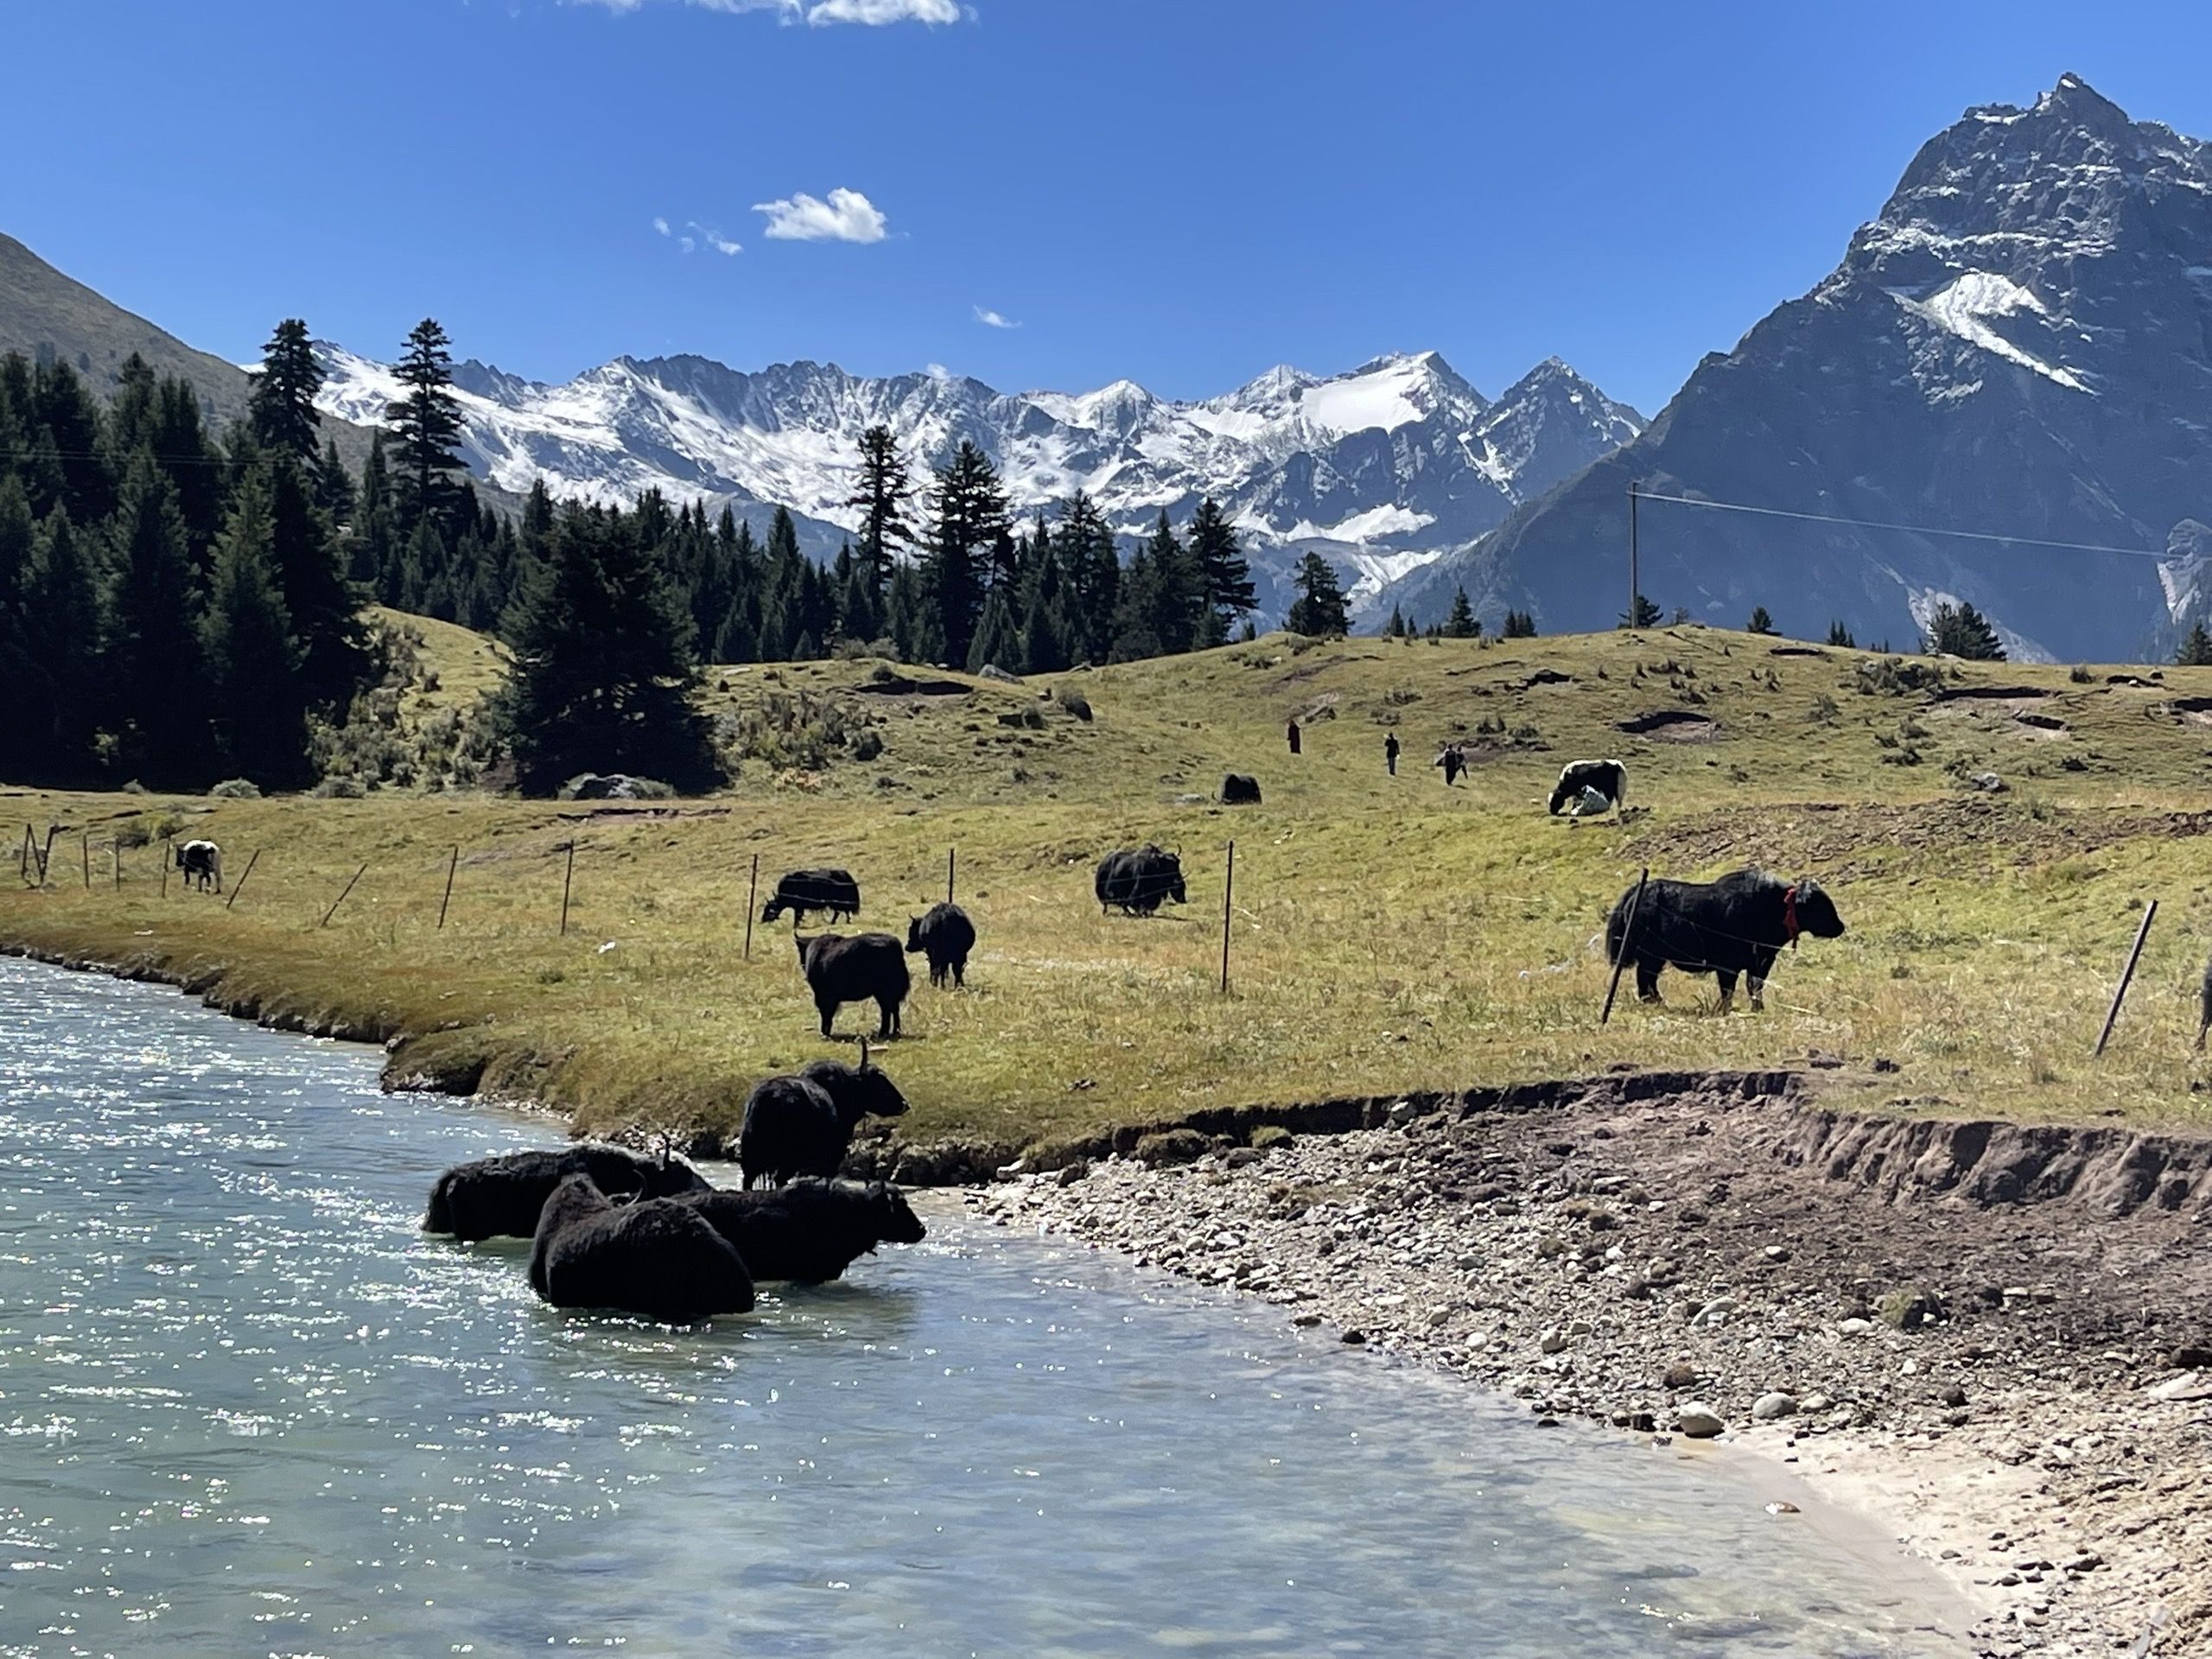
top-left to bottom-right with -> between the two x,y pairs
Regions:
9,618 -> 2212,1156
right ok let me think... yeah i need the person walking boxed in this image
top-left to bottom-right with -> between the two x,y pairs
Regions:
1383,732 -> 1400,775
1287,716 -> 1301,755
1435,744 -> 1464,786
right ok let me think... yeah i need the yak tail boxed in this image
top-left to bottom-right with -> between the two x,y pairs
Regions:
1613,763 -> 1627,810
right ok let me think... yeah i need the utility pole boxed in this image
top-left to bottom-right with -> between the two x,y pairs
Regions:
1628,478 -> 1640,627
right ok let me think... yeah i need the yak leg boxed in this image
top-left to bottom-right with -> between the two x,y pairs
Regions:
952,957 -> 965,988
876,997 -> 900,1039
1746,949 -> 1778,1013
1715,970 -> 1738,1014
1634,960 -> 1662,1003
817,997 -> 837,1039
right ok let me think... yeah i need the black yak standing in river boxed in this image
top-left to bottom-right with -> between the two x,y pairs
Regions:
1605,868 -> 1845,1014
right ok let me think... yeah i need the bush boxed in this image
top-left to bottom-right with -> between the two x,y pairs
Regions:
209,778 -> 263,798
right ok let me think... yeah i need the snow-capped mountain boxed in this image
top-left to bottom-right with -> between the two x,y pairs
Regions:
1389,75 -> 2212,660
315,344 -> 1642,626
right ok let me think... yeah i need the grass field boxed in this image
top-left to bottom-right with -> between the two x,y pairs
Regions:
10,618 -> 2212,1154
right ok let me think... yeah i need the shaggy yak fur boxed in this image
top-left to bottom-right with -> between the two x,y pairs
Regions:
1605,867 -> 1845,1013
677,1179 -> 927,1282
527,1174 -> 754,1321
423,1146 -> 709,1241
736,1056 -> 909,1188
905,902 -> 976,988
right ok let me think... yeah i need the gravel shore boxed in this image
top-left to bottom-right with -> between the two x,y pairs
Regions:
972,1072 -> 2212,1658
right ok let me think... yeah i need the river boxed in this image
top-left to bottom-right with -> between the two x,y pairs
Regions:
0,957 -> 1962,1655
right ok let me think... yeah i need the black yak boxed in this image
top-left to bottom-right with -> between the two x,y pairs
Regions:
676,1179 -> 926,1281
527,1174 -> 754,1321
1549,759 -> 1629,817
1095,846 -> 1185,916
2197,952 -> 2212,1051
737,1049 -> 910,1188
761,868 -> 861,925
906,902 -> 976,988
795,931 -> 910,1039
423,1145 -> 710,1241
1605,868 -> 1846,1014
175,839 -> 223,891
1221,773 -> 1262,804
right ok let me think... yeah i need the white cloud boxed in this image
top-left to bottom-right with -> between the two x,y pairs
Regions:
652,216 -> 671,235
973,306 -> 1020,329
806,0 -> 962,24
692,221 -> 742,255
660,218 -> 741,255
752,187 -> 887,243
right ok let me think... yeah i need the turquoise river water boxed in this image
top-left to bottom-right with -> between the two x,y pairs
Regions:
0,957 -> 1961,1656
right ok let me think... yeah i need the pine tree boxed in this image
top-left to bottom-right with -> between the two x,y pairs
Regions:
968,584 -> 1022,673
1187,497 -> 1255,646
1924,601 -> 2005,661
385,319 -> 467,539
1503,608 -> 1537,639
20,504 -> 101,777
1827,619 -> 1856,649
2177,621 -> 2212,666
1444,586 -> 1480,639
200,470 -> 309,784
1285,552 -> 1350,637
1141,510 -> 1200,654
1058,492 -> 1120,664
1620,594 -> 1662,629
1384,603 -> 1405,638
1108,535 -> 1164,663
351,430 -> 395,588
251,319 -> 324,460
105,451 -> 210,784
498,503 -> 719,793
33,358 -> 114,527
1746,605 -> 1777,635
923,441 -> 1010,667
843,425 -> 916,607
0,477 -> 35,779
264,454 -> 368,709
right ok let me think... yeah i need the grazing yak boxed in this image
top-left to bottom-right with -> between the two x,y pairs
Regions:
1221,773 -> 1262,805
906,902 -> 976,988
737,1050 -> 910,1188
2197,953 -> 2212,1051
676,1179 -> 927,1281
796,931 -> 910,1039
761,868 -> 861,926
1548,760 -> 1629,817
1605,868 -> 1846,1014
1095,845 -> 1186,917
175,839 -> 223,892
423,1144 -> 710,1241
527,1174 -> 755,1321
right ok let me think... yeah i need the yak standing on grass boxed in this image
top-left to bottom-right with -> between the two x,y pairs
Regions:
762,868 -> 861,926
796,931 -> 910,1039
906,902 -> 976,988
1605,868 -> 1846,1014
1095,846 -> 1186,917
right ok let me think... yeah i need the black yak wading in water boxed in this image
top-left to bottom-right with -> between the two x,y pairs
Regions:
1605,868 -> 1846,1014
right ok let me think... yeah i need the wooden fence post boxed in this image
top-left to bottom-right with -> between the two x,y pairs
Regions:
558,842 -> 576,937
1220,840 -> 1236,995
224,849 -> 260,910
2093,899 -> 2158,1057
744,852 -> 760,961
161,835 -> 170,897
947,847 -> 957,906
320,862 -> 369,929
80,832 -> 90,891
1600,868 -> 1650,1026
38,825 -> 54,884
437,846 -> 459,930
112,840 -> 121,892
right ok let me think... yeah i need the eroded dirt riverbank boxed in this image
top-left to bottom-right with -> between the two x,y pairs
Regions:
975,1071 -> 2212,1659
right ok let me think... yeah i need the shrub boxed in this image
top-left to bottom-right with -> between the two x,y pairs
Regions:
209,778 -> 263,799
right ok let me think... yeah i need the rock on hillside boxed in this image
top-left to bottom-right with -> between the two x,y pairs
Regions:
1390,75 -> 2212,663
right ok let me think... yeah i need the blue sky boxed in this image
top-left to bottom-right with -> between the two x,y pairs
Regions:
3,1 -> 2210,414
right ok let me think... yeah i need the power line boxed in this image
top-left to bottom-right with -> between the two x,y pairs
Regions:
1633,487 -> 2176,563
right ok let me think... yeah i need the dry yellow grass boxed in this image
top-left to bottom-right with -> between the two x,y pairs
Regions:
9,620 -> 2212,1153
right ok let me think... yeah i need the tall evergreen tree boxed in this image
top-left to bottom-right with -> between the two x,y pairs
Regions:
385,318 -> 468,538
1620,594 -> 1662,628
200,471 -> 309,784
1444,586 -> 1480,638
265,454 -> 368,709
1285,551 -> 1350,637
20,505 -> 101,777
1187,497 -> 1255,646
0,477 -> 35,778
843,425 -> 916,606
2177,621 -> 2212,666
105,451 -> 209,783
350,430 -> 396,587
1057,491 -> 1119,664
922,441 -> 1009,668
1826,619 -> 1856,649
1502,608 -> 1538,639
32,358 -> 114,527
1746,605 -> 1777,635
1923,600 -> 2005,661
498,504 -> 718,793
251,319 -> 325,460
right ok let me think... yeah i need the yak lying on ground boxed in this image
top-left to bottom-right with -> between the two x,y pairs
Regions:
1605,868 -> 1845,1013
424,1145 -> 710,1241
1095,846 -> 1186,916
175,839 -> 223,891
1221,773 -> 1262,805
736,1051 -> 910,1187
1549,760 -> 1628,817
761,868 -> 861,925
906,902 -> 976,988
527,1173 -> 755,1321
676,1179 -> 926,1281
795,931 -> 910,1039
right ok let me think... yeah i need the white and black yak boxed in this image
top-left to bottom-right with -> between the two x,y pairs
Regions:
906,902 -> 976,988
1605,868 -> 1846,1014
1548,760 -> 1628,817
795,931 -> 910,1039
737,1049 -> 910,1188
1094,845 -> 1185,916
676,1178 -> 926,1281
761,868 -> 861,925
527,1173 -> 755,1321
423,1145 -> 710,1241
175,839 -> 223,891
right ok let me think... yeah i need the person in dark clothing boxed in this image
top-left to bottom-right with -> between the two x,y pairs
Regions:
1287,717 -> 1301,755
1435,745 -> 1465,786
1383,733 -> 1400,775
